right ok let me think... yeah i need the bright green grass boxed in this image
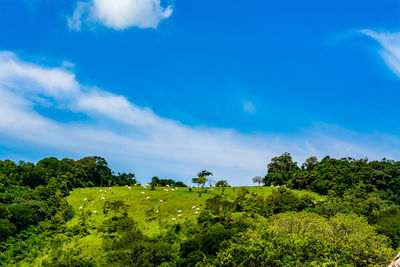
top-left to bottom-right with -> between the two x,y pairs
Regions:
66,185 -> 324,236
56,186 -> 324,264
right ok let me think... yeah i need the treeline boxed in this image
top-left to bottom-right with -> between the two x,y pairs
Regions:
0,156 -> 138,260
264,153 -> 400,251
265,153 -> 400,204
0,156 -> 136,189
1,154 -> 400,266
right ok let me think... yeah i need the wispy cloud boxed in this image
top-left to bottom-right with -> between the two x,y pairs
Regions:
68,0 -> 173,31
243,100 -> 256,114
0,52 -> 399,185
360,30 -> 400,77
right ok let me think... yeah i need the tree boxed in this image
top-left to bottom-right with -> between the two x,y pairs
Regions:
192,178 -> 201,187
150,176 -> 159,190
215,180 -> 229,187
265,153 -> 298,186
0,219 -> 17,240
302,156 -> 318,170
215,180 -> 229,194
216,212 -> 395,266
77,156 -> 112,187
252,176 -> 264,186
198,170 -> 213,178
267,152 -> 297,174
116,172 -> 136,185
197,176 -> 208,189
193,170 -> 213,190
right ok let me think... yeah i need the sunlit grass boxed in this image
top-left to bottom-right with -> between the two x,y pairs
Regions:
66,185 -> 324,236
59,185 -> 325,264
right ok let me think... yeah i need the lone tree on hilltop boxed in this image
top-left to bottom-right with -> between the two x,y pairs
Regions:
192,170 -> 213,190
252,176 -> 264,186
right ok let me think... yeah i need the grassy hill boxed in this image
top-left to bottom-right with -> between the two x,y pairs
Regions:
47,185 -> 325,265
66,185 -> 324,236
2,156 -> 399,266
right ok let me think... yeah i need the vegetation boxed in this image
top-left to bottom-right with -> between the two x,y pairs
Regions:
0,154 -> 399,266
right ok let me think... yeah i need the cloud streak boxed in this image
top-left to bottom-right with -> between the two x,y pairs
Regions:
0,52 -> 399,185
360,30 -> 400,78
68,0 -> 173,31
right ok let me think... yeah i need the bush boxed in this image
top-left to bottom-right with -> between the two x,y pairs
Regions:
370,206 -> 400,249
0,219 -> 17,240
216,212 -> 395,266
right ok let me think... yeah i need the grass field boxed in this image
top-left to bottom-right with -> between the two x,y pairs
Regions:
32,185 -> 325,265
66,185 -> 324,236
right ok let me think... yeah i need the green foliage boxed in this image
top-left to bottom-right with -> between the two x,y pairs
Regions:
370,206 -> 400,249
0,219 -> 16,240
216,212 -> 394,266
265,187 -> 314,214
193,170 -> 213,189
206,196 -> 234,217
215,180 -> 229,187
150,176 -> 159,190
148,177 -> 186,190
1,154 -> 399,266
265,154 -> 400,217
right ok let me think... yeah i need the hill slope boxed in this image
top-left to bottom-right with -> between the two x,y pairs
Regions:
66,185 -> 323,236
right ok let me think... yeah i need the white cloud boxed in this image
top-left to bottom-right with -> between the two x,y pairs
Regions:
68,0 -> 173,30
0,51 -> 399,185
360,30 -> 400,77
68,2 -> 88,31
243,100 -> 256,114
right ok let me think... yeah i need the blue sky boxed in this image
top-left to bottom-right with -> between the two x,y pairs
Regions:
0,0 -> 400,185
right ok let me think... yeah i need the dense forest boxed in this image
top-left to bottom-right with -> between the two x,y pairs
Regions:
1,154 -> 400,266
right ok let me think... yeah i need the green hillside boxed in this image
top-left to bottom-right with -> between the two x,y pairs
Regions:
1,155 -> 400,266
66,185 -> 324,236
30,185 -> 325,266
